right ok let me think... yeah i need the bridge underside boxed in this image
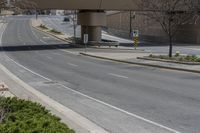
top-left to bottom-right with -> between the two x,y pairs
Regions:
20,0 -> 138,10
16,0 -> 139,43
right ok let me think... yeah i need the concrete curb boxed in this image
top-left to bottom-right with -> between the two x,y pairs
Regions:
90,46 -> 147,52
80,52 -> 200,74
0,64 -> 109,133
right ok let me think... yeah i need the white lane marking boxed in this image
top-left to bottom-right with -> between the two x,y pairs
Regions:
40,39 -> 47,44
52,52 -> 62,56
59,85 -> 180,133
60,49 -> 78,55
0,23 -> 7,44
68,63 -> 78,67
43,36 -> 50,39
30,26 -> 40,40
30,25 -> 47,44
1,23 -> 180,133
108,73 -> 129,79
46,56 -> 53,60
5,55 -> 51,81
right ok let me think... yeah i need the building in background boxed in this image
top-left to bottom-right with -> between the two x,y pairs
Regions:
107,11 -> 200,44
50,10 -> 64,15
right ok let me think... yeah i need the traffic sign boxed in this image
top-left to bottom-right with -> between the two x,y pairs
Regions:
84,34 -> 88,44
132,30 -> 139,37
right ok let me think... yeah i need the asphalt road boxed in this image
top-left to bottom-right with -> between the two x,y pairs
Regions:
1,16 -> 200,133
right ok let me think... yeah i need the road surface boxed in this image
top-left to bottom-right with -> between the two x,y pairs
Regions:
1,16 -> 200,133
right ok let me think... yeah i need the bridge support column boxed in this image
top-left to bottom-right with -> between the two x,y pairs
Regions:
77,10 -> 106,44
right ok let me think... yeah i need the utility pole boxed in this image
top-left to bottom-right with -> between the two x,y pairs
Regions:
129,11 -> 136,37
129,11 -> 132,37
35,9 -> 38,20
73,10 -> 77,43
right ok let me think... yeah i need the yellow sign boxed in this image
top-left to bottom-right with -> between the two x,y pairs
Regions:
133,37 -> 138,49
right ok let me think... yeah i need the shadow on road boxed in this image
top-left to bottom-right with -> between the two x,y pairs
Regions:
0,44 -> 81,52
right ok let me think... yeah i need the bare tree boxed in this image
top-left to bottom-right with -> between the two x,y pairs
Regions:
10,0 -> 38,15
138,0 -> 196,57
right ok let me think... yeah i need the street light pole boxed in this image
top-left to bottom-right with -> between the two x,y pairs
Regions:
35,9 -> 38,20
129,11 -> 132,37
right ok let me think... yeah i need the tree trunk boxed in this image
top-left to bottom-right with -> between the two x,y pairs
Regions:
168,16 -> 173,57
169,36 -> 173,57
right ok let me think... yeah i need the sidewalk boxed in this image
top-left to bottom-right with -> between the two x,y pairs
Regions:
80,51 -> 200,74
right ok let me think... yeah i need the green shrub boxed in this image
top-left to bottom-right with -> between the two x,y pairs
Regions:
0,97 -> 75,133
50,29 -> 62,34
39,24 -> 48,30
195,58 -> 200,62
175,51 -> 180,57
149,53 -> 153,57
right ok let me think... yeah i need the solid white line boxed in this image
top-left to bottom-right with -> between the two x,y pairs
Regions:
5,55 -> 51,81
40,39 -> 47,44
0,22 -> 181,133
68,63 -> 78,67
52,52 -> 62,56
61,49 -> 78,55
108,73 -> 129,79
42,36 -> 50,39
31,27 -> 47,44
59,84 -> 180,133
0,23 -> 7,44
46,56 -> 53,60
30,24 -> 47,44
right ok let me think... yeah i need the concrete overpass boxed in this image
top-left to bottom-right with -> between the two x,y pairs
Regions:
16,0 -> 139,43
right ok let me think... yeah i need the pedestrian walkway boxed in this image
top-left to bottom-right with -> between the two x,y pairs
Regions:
80,51 -> 200,74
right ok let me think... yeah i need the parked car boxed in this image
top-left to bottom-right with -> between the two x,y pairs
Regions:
63,17 -> 70,22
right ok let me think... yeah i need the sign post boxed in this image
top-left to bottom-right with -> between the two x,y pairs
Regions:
84,34 -> 88,53
132,30 -> 139,50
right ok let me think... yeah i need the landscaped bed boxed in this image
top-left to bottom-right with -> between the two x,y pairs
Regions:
49,29 -> 62,34
138,52 -> 200,65
0,97 -> 75,133
38,24 -> 48,30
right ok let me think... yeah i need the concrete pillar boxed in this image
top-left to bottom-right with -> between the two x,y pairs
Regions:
78,10 -> 106,44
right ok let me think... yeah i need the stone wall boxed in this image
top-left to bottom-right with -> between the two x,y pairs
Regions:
106,11 -> 200,44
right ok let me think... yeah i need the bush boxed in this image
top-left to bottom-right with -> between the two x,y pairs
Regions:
175,51 -> 180,57
0,97 -> 75,133
50,29 -> 62,34
149,53 -> 153,57
196,58 -> 200,62
39,24 -> 48,30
